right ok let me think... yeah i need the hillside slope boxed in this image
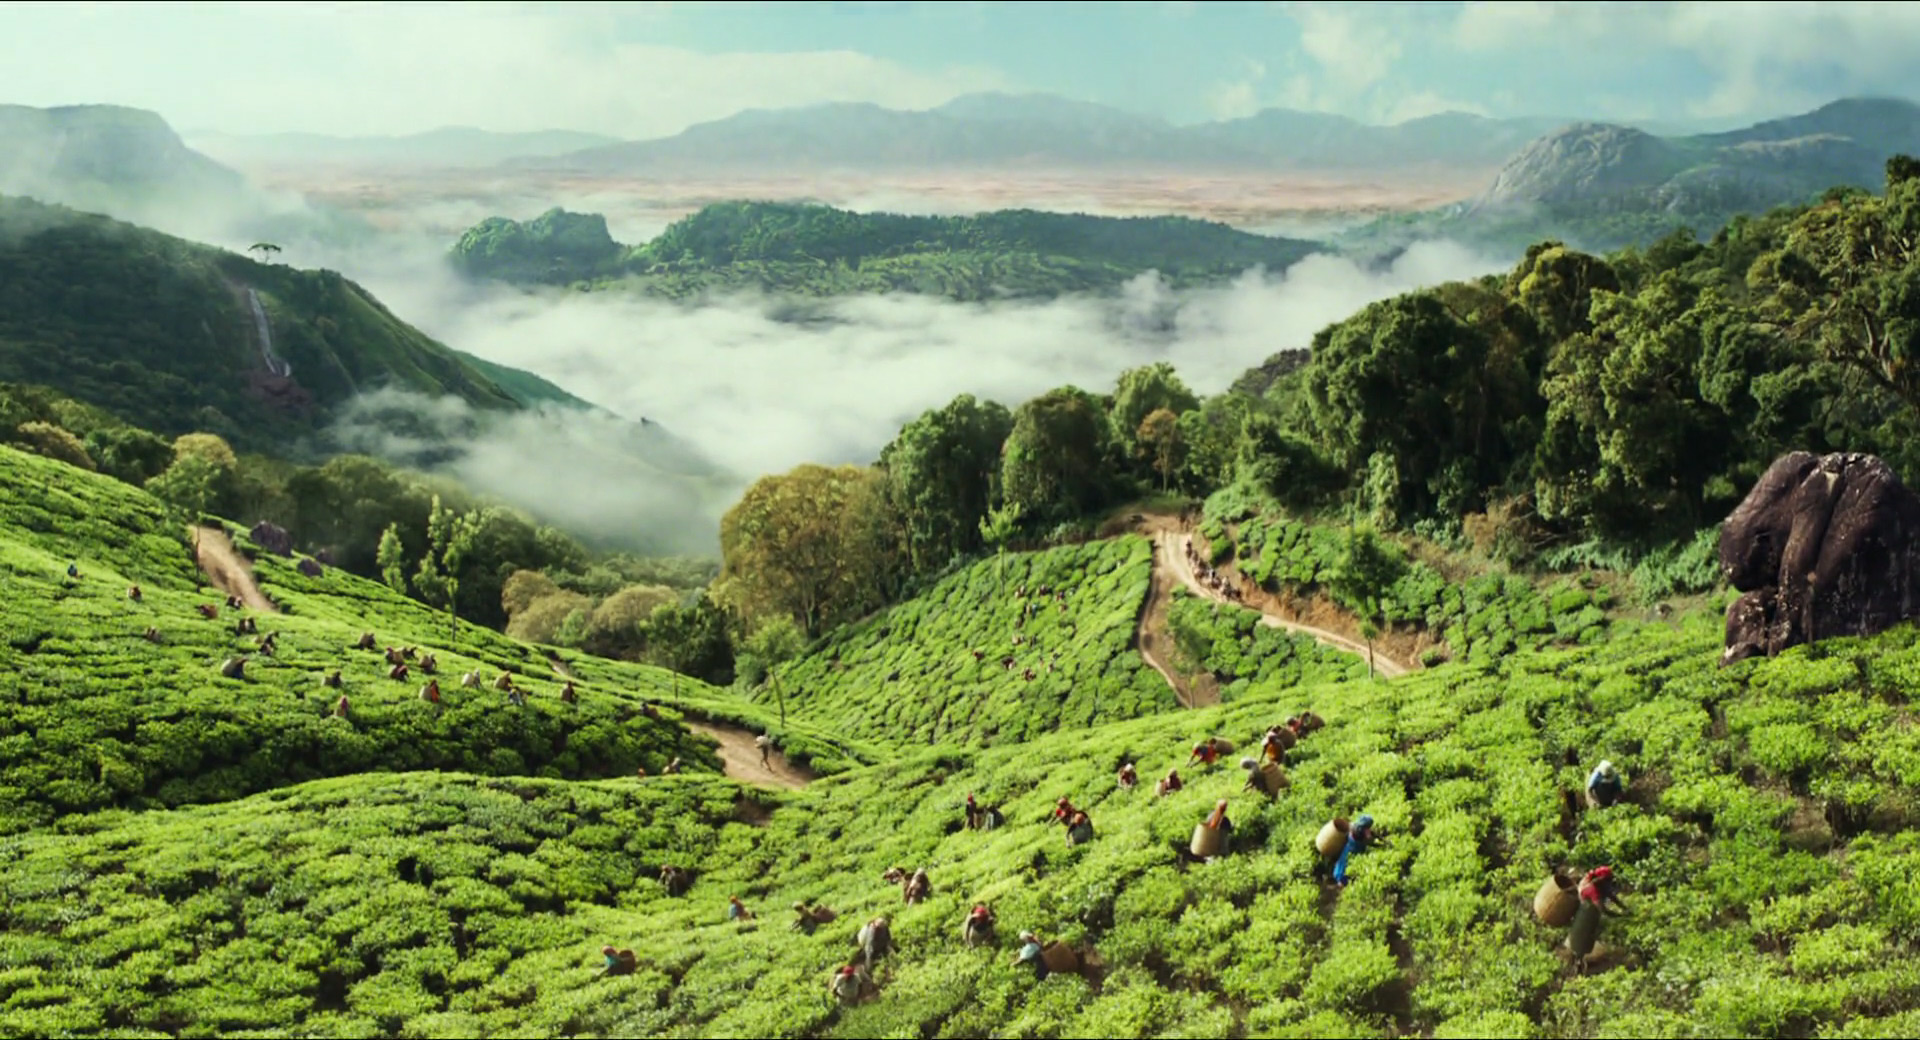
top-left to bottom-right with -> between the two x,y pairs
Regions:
450,201 -> 1324,300
1340,96 -> 1920,258
0,444 -> 864,836
10,472 -> 1920,1038
0,193 -> 738,520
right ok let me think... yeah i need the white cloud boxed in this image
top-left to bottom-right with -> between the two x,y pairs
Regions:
1451,1 -> 1920,120
0,1 -> 1013,138
1292,3 -> 1402,96
336,237 -> 1508,489
1205,60 -> 1269,120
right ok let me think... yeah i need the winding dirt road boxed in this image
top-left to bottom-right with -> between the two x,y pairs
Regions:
191,525 -> 279,614
545,653 -> 812,789
1143,523 -> 1410,679
1136,534 -> 1220,708
683,721 -> 815,790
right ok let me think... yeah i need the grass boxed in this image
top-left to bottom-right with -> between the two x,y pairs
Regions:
8,442 -> 1920,1036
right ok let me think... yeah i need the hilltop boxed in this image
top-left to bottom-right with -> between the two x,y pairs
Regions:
186,125 -> 623,170
1342,97 -> 1920,257
0,102 -> 376,249
0,194 -> 735,538
504,91 -> 1569,178
7,438 -> 1920,1036
0,103 -> 245,225
449,201 -> 1323,300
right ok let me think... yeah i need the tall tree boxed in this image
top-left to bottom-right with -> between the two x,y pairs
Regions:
1136,408 -> 1183,492
878,393 -> 1012,574
1109,362 -> 1199,467
1001,385 -> 1109,524
718,463 -> 896,635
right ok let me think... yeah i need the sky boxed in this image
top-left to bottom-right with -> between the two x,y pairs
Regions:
3,1 -> 1919,140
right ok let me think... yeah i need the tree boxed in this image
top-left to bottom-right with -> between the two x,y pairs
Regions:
145,453 -> 226,516
414,495 -> 479,640
506,590 -> 592,644
586,583 -> 678,655
14,422 -> 95,471
172,432 -> 239,472
738,616 -> 806,726
1136,408 -> 1184,492
1302,291 -> 1530,524
376,523 -> 408,594
638,594 -> 736,685
978,500 -> 1024,586
1001,386 -> 1109,524
1760,157 -> 1920,417
83,426 -> 174,484
374,498 -> 478,639
1109,362 -> 1199,468
878,393 -> 1012,575
718,463 -> 895,635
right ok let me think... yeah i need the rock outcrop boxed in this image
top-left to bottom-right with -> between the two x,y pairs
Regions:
1719,451 -> 1920,665
250,521 -> 293,557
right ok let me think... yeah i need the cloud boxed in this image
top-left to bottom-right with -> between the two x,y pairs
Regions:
1205,60 -> 1269,120
1451,1 -> 1920,120
343,238 -> 1508,504
0,2 -> 1013,138
326,387 -> 734,557
1292,4 -> 1402,97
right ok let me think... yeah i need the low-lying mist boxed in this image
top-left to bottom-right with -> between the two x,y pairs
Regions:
186,191 -> 1510,553
349,238 -> 1510,481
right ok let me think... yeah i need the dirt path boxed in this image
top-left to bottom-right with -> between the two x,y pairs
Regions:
1136,533 -> 1219,708
684,721 -> 815,790
543,653 -> 813,789
1141,521 -> 1411,679
190,525 -> 279,614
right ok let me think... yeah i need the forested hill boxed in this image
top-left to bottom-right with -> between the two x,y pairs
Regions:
0,193 -> 589,454
449,201 -> 1324,300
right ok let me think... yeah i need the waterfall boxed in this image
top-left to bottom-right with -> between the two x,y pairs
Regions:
245,288 -> 291,378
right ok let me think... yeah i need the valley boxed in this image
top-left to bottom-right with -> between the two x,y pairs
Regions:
8,11 -> 1920,1036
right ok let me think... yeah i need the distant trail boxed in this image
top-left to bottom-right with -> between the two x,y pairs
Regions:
1134,524 -> 1218,708
191,525 -> 278,614
1136,517 -> 1411,679
541,653 -> 812,788
683,721 -> 814,790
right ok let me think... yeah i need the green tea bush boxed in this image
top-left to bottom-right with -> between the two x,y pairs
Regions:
777,537 -> 1173,748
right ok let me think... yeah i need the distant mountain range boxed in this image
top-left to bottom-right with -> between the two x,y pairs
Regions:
0,103 -> 375,249
507,92 -> 1576,176
1342,97 -> 1920,257
186,126 -> 622,170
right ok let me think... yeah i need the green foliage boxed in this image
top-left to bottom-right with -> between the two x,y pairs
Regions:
12,439 -> 1920,1036
1165,588 -> 1366,699
778,538 -> 1172,748
0,195 -> 561,458
1002,386 -> 1112,526
1227,514 -> 1608,660
453,201 -> 1324,301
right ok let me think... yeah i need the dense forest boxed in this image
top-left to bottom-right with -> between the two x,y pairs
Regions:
0,194 -> 571,452
708,160 -> 1920,645
449,201 -> 1325,300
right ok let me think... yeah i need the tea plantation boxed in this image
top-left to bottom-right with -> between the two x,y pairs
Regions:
776,538 -> 1176,749
7,443 -> 1920,1037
